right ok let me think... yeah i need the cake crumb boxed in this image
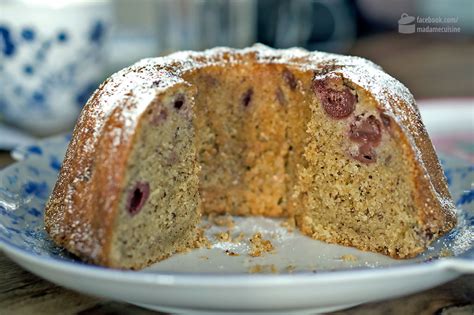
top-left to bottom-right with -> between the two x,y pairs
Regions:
193,228 -> 212,249
340,254 -> 358,262
214,214 -> 235,228
248,264 -> 278,273
199,255 -> 209,260
439,247 -> 453,257
249,233 -> 274,257
285,265 -> 296,273
280,217 -> 296,232
207,213 -> 235,229
225,249 -> 239,256
232,232 -> 245,243
214,230 -> 231,242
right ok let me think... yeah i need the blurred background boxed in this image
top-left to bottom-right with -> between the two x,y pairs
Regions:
0,0 -> 473,150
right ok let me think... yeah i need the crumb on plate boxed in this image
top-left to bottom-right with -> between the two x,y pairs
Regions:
193,228 -> 212,249
280,217 -> 296,232
249,232 -> 274,257
340,254 -> 358,262
207,213 -> 235,229
225,249 -> 239,256
232,232 -> 245,243
214,230 -> 231,242
248,264 -> 278,273
439,247 -> 453,257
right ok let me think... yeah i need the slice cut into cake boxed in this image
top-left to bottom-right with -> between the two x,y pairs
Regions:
45,45 -> 456,269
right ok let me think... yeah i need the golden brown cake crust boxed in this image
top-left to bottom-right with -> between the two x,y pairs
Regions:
44,44 -> 456,266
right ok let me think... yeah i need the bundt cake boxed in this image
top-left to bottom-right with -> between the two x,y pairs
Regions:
44,45 -> 456,269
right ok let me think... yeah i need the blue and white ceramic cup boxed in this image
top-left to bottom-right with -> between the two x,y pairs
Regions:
0,0 -> 112,136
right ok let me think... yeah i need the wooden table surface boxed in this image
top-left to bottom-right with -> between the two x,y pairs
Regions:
1,33 -> 473,314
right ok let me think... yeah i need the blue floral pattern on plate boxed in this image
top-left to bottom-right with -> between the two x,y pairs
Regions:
0,134 -> 79,262
0,135 -> 473,267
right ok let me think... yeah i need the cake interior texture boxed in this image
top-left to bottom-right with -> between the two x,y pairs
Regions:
112,63 -> 453,267
110,87 -> 201,269
185,64 -> 429,259
45,47 -> 456,269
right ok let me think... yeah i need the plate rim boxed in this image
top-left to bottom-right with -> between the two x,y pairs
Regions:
1,234 -> 472,286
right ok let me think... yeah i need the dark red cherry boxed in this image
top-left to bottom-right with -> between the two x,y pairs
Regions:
126,181 -> 150,216
313,79 -> 356,119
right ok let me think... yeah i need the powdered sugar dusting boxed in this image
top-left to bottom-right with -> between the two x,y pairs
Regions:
44,44 -> 456,264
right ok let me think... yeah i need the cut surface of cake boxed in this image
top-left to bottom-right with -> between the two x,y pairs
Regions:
44,45 -> 456,269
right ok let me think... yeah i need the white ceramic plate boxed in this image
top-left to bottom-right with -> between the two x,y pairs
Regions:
0,101 -> 473,314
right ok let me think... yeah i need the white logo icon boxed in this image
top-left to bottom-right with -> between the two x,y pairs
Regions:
398,13 -> 416,34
